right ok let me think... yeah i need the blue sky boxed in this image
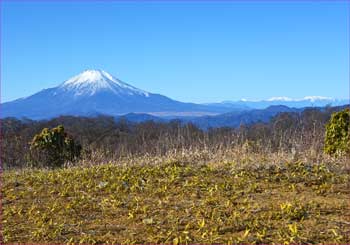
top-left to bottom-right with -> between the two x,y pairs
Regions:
1,1 -> 349,103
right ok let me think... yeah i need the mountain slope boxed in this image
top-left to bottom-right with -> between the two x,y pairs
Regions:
1,70 -> 240,119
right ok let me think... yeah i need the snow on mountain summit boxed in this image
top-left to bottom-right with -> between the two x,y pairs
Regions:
267,96 -> 293,102
302,96 -> 333,102
266,96 -> 334,102
59,69 -> 149,97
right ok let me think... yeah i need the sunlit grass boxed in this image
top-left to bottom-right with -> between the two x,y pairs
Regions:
2,160 -> 349,244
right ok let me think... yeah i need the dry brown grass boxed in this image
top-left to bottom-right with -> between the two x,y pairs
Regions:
2,149 -> 349,244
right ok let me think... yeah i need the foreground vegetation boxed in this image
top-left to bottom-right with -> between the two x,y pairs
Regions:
3,160 -> 349,244
2,106 -> 346,169
2,107 -> 349,243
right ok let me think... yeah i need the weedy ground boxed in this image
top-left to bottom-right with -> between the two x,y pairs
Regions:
2,160 -> 350,244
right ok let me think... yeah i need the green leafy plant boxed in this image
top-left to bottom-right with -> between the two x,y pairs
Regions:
324,109 -> 350,157
29,125 -> 82,168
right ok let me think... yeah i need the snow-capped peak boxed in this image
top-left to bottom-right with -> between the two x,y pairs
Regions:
63,69 -> 106,85
301,96 -> 333,102
266,96 -> 293,102
59,69 -> 149,97
266,96 -> 334,102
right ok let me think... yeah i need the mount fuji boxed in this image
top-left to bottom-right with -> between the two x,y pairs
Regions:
1,69 -> 236,119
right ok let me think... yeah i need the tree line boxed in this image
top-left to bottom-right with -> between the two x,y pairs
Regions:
0,105 -> 348,169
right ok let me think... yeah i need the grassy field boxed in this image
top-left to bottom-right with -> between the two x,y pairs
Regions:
2,160 -> 350,244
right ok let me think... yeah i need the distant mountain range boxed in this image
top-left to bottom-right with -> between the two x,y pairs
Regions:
108,104 -> 350,129
116,105 -> 298,128
205,96 -> 348,110
2,69 -> 348,123
187,105 -> 300,129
